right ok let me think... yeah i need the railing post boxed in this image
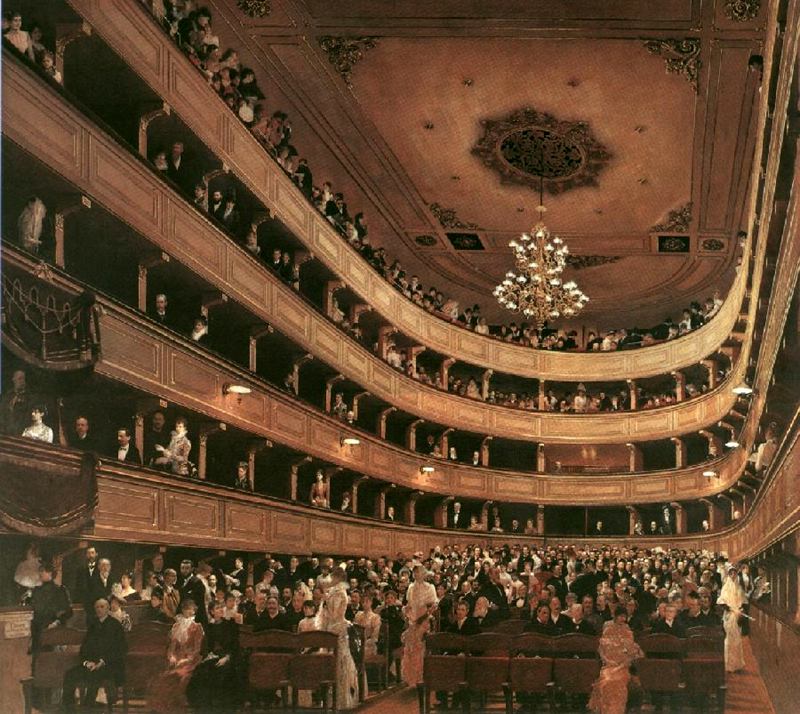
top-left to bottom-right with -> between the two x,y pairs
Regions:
536,443 -> 546,472
325,374 -> 345,414
627,442 -> 642,472
440,428 -> 454,459
435,496 -> 454,529
404,490 -> 424,525
249,324 -> 273,372
440,358 -> 455,388
627,379 -> 638,411
291,354 -> 314,397
626,505 -> 639,535
351,391 -> 369,422
480,436 -> 492,467
670,501 -> 686,534
351,475 -> 368,514
289,455 -> 312,502
538,380 -> 547,411
536,505 -> 545,535
482,369 -> 493,400
671,437 -> 687,468
672,371 -> 686,402
406,419 -> 424,451
702,358 -> 719,389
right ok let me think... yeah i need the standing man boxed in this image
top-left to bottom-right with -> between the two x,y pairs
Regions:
179,560 -> 209,626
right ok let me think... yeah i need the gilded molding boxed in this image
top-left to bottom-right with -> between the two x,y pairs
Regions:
643,39 -> 701,93
566,255 -> 622,270
724,0 -> 760,21
652,202 -> 693,233
318,36 -> 378,88
236,0 -> 272,18
429,202 -> 480,230
472,107 -> 611,195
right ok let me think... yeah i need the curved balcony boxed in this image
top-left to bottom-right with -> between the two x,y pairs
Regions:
4,244 -> 753,506
1,58 -> 745,444
66,0 -> 746,383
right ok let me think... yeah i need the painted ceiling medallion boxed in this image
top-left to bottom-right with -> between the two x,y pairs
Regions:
652,202 -> 693,233
643,39 -> 701,93
318,36 -> 378,88
566,255 -> 622,270
724,0 -> 761,21
701,238 -> 725,251
429,202 -> 480,230
415,234 -> 438,247
236,0 -> 271,18
472,108 -> 611,195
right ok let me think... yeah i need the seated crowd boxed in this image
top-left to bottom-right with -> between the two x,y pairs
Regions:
139,2 -> 727,353
21,540 -> 770,711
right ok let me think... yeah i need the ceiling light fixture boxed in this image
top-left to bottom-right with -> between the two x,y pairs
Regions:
494,169 -> 588,329
340,436 -> 360,447
223,383 -> 252,395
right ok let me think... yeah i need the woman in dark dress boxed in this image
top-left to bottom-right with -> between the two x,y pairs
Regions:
187,601 -> 241,712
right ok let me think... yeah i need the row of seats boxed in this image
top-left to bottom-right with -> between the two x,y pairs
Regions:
422,631 -> 726,714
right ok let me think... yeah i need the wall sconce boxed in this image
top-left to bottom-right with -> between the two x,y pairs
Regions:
719,422 -> 740,449
702,469 -> 718,479
223,383 -> 252,395
732,382 -> 753,396
340,436 -> 360,447
420,464 -> 435,474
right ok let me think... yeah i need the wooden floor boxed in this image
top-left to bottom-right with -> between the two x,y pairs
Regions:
357,639 -> 775,714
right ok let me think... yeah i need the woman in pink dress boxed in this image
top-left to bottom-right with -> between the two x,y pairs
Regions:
589,606 -> 644,714
148,599 -> 205,713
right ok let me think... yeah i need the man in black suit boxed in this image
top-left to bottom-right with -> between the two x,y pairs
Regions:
179,560 -> 209,626
69,415 -> 97,452
448,501 -> 465,529
651,603 -> 687,638
30,561 -> 73,652
85,559 -> 113,619
113,426 -> 141,465
251,594 -> 289,632
547,596 -> 571,634
563,603 -> 595,635
62,598 -> 127,710
525,601 -> 559,634
696,589 -> 722,627
167,141 -> 192,194
209,189 -> 225,221
75,546 -> 101,610
447,600 -> 479,636
481,567 -> 510,621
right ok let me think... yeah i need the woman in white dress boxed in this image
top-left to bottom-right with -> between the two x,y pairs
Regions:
354,587 -> 382,696
315,568 -> 359,709
717,564 -> 747,672
402,565 -> 438,711
21,405 -> 53,443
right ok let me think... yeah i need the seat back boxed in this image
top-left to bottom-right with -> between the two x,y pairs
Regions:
423,654 -> 467,691
685,626 -> 724,640
249,651 -> 292,689
125,651 -> 168,691
296,630 -> 338,652
509,657 -> 554,694
289,651 -> 337,689
637,633 -> 685,658
511,633 -> 553,657
550,633 -> 599,658
39,626 -> 85,648
462,633 -> 512,656
685,635 -> 724,658
682,657 -> 726,693
465,655 -> 509,691
424,632 -> 469,654
494,619 -> 527,636
552,658 -> 601,694
128,621 -> 171,653
32,650 -> 81,689
242,629 -> 299,652
637,658 -> 683,693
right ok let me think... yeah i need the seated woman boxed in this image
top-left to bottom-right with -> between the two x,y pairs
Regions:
108,595 -> 132,633
187,601 -> 240,713
21,404 -> 53,443
153,417 -> 192,476
113,572 -> 141,603
148,599 -> 205,714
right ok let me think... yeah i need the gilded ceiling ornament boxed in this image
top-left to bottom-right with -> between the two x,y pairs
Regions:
236,0 -> 272,18
701,238 -> 726,251
415,234 -> 438,247
643,38 -> 701,93
566,255 -> 622,270
318,36 -> 378,88
471,108 -> 611,195
652,202 -> 693,233
429,202 -> 480,230
724,0 -> 761,21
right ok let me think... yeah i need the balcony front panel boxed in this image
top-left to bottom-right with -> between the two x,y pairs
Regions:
2,58 -> 743,444
64,0 -> 745,383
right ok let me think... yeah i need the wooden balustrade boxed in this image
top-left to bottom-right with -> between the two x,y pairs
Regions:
1,60 -> 744,443
58,0 -> 745,383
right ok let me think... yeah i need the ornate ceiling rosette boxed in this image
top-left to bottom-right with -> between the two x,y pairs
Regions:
429,202 -> 480,230
236,0 -> 271,18
643,39 -> 701,93
724,0 -> 761,21
318,36 -> 378,88
471,108 -> 612,195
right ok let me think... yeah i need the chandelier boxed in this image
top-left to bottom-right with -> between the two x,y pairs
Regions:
494,184 -> 588,328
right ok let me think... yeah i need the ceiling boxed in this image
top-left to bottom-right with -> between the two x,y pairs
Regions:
214,0 -> 766,326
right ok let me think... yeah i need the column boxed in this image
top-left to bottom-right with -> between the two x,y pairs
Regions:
325,375 -> 345,413
53,196 -> 91,269
249,325 -> 273,372
536,443 -> 546,472
435,497 -> 454,529
377,327 -> 397,360
699,429 -> 723,458
406,419 -> 424,451
350,476 -> 368,514
671,437 -> 687,468
627,380 -> 638,410
351,392 -> 369,422
538,380 -> 547,410
701,358 -> 719,389
137,252 -> 170,313
291,354 -> 314,396
200,290 -> 228,319
289,456 -> 312,502
482,369 -> 493,400
440,358 -> 455,388
670,502 -> 686,534
480,436 -> 492,467
404,491 -> 424,525
55,20 -> 92,79
377,406 -> 396,439
536,505 -> 545,535
672,371 -> 686,402
247,439 -> 270,491
197,423 -> 226,481
481,501 -> 493,529
350,303 -> 371,325
323,280 -> 345,320
375,484 -> 394,520
137,101 -> 171,158
407,345 -> 426,374
440,428 -> 454,458
626,505 -> 639,536
627,443 -> 643,472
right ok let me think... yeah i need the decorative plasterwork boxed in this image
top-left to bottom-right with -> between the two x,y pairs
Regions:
472,108 -> 611,195
643,39 -> 701,93
724,0 -> 761,21
236,0 -> 271,18
429,202 -> 480,230
414,234 -> 438,247
652,202 -> 693,233
318,36 -> 378,88
566,255 -> 622,270
701,238 -> 726,251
